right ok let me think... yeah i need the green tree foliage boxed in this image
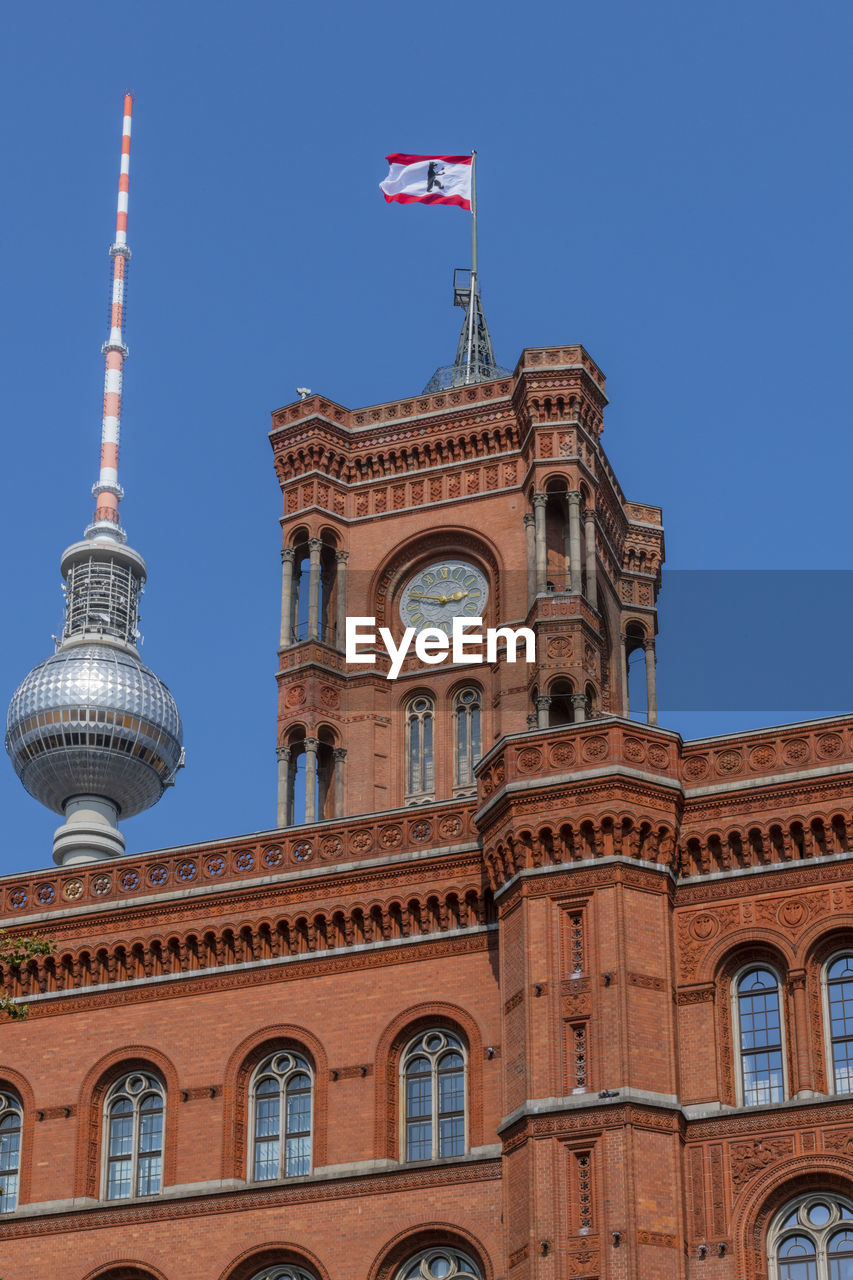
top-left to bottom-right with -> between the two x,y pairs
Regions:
0,930 -> 53,1020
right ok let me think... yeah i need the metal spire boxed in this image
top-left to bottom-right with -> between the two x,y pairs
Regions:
87,93 -> 133,543
423,151 -> 509,393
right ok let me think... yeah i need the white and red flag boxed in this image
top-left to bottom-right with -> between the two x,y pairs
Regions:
380,154 -> 473,210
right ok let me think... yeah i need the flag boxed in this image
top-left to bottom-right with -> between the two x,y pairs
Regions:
380,154 -> 472,210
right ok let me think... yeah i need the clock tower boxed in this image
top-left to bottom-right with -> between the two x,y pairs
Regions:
270,345 -> 664,826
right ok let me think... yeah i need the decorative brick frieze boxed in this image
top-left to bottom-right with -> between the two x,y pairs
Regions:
9,924 -> 497,1016
0,802 -> 480,921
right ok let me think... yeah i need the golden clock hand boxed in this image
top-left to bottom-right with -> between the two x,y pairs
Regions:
409,590 -> 470,606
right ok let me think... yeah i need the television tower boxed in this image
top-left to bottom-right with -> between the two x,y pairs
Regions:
5,96 -> 184,866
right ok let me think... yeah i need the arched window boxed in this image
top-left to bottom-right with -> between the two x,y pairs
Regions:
0,1090 -> 22,1213
406,696 -> 435,801
284,730 -> 336,826
289,536 -> 338,646
548,679 -> 575,726
102,1071 -> 164,1200
454,688 -> 481,789
250,1051 -> 313,1181
395,1247 -> 483,1280
402,1030 -> 466,1161
735,968 -> 785,1105
825,955 -> 853,1094
768,1195 -> 853,1278
249,1269 -> 318,1280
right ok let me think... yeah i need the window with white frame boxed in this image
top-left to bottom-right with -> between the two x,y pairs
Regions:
454,687 -> 481,789
103,1071 -> 164,1200
825,955 -> 853,1094
735,967 -> 785,1105
406,696 -> 435,800
767,1194 -> 853,1279
250,1051 -> 312,1181
0,1090 -> 22,1213
402,1030 -> 466,1162
395,1247 -> 483,1280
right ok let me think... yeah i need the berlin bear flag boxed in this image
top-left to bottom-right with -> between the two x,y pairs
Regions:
379,154 -> 473,210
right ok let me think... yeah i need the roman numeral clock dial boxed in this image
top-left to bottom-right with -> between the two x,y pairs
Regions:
399,559 -> 490,637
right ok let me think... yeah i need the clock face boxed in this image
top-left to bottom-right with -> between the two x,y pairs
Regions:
399,559 -> 489,637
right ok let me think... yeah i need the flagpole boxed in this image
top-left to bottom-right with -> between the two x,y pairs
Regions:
465,149 -> 478,381
471,149 -> 478,280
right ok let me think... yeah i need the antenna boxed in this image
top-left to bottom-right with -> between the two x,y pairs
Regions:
422,151 -> 510,394
87,93 -> 134,544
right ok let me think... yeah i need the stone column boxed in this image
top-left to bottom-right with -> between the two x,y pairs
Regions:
584,509 -> 598,608
307,538 -> 322,642
304,736 -> 319,823
276,747 -> 291,828
333,747 -> 347,817
533,493 -> 547,595
536,694 -> 551,730
789,971 -> 813,1094
563,496 -> 572,588
621,636 -> 630,718
279,547 -> 295,649
644,639 -> 658,726
523,513 -> 536,606
335,551 -> 349,650
568,491 -> 583,594
572,692 -> 587,724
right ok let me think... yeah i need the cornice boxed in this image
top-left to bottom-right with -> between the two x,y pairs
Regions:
19,928 -> 498,1019
684,1093 -> 853,1140
271,390 -> 514,448
476,766 -> 683,829
674,851 -> 853,905
0,1153 -> 502,1239
496,1088 -> 853,1148
494,856 -> 674,902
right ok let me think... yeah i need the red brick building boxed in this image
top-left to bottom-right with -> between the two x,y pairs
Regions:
2,345 -> 853,1280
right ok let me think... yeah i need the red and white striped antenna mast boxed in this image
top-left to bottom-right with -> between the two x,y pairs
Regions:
87,93 -> 134,543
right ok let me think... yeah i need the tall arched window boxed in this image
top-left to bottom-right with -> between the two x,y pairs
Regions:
548,679 -> 575,726
454,688 -> 481,789
396,1247 -> 483,1280
102,1071 -> 164,1200
250,1051 -> 313,1181
406,696 -> 435,801
735,968 -> 785,1105
0,1090 -> 22,1213
826,955 -> 853,1094
768,1195 -> 853,1278
402,1030 -> 466,1162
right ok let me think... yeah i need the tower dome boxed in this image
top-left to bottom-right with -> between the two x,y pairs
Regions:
4,96 -> 184,866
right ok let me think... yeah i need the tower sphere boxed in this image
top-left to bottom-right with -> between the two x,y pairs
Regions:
5,641 -> 182,819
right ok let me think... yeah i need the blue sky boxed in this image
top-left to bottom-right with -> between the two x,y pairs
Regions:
1,0 -> 851,874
